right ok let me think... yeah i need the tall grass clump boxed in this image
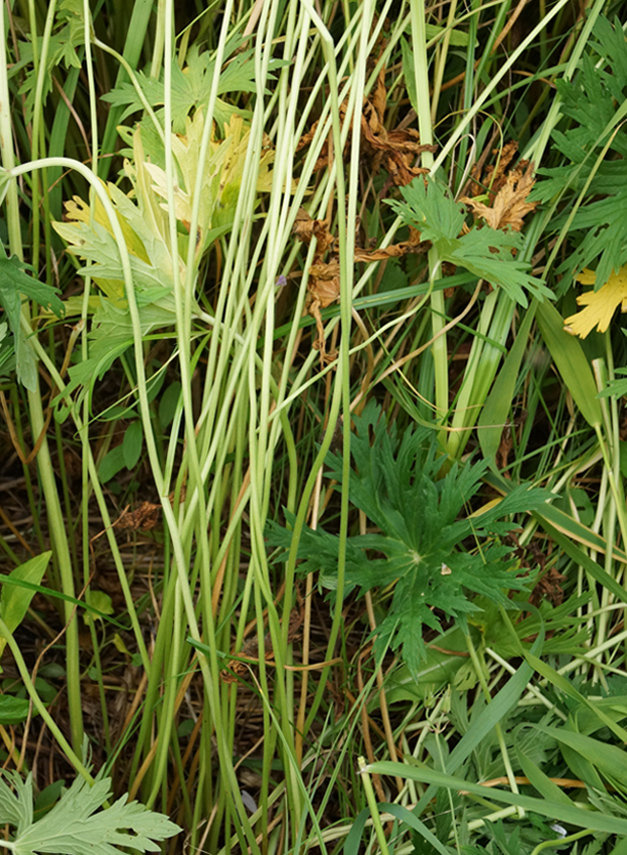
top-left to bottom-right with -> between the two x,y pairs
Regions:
1,1 -> 627,854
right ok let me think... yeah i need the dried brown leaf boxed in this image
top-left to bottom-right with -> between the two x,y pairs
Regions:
469,140 -> 519,198
308,258 -> 341,307
113,501 -> 161,532
354,233 -> 427,262
461,161 -> 537,232
293,208 -> 335,253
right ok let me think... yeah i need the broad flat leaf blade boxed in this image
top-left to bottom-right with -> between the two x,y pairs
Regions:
534,725 -> 627,790
526,653 -> 627,743
0,552 -> 51,639
479,304 -> 536,464
411,625 -> 544,817
536,300 -> 602,427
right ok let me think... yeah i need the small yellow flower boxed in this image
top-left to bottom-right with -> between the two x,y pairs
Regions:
564,266 -> 627,338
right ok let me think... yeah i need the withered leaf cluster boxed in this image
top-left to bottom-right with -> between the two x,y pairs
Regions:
294,209 -> 426,360
113,501 -> 161,532
361,69 -> 437,189
294,66 -> 434,360
460,141 -> 537,232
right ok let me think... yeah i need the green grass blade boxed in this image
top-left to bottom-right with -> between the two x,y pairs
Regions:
363,762 -> 627,836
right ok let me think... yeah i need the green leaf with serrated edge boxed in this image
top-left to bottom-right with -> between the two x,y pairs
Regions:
100,45 -> 262,132
536,300 -> 602,427
533,17 -> 627,288
363,762 -> 627,836
0,771 -> 33,835
388,178 -> 551,305
4,771 -> 180,854
479,304 -> 536,465
267,401 -> 551,675
0,254 -> 64,318
484,468 -> 627,564
0,552 -> 51,660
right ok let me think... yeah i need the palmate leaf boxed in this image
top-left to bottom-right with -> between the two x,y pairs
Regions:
267,402 -> 552,677
101,45 -> 269,133
0,770 -> 180,854
388,177 -> 551,306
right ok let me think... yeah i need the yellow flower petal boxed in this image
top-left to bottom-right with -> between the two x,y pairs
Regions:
564,266 -> 627,337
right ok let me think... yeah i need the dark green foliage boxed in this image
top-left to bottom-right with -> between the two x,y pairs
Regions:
101,45 -> 268,133
0,253 -> 64,390
533,16 -> 627,289
267,402 -> 551,677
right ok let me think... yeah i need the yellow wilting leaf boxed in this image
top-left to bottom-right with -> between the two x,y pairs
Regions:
564,266 -> 627,338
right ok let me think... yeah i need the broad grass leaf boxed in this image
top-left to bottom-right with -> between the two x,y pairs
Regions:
534,726 -> 627,792
380,803 -> 452,854
343,808 -> 369,855
525,654 -> 627,744
532,518 -> 627,605
515,742 -> 573,805
365,761 -> 627,836
479,305 -> 536,465
488,468 -> 627,562
411,627 -> 544,817
610,835 -> 627,855
536,300 -> 602,427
